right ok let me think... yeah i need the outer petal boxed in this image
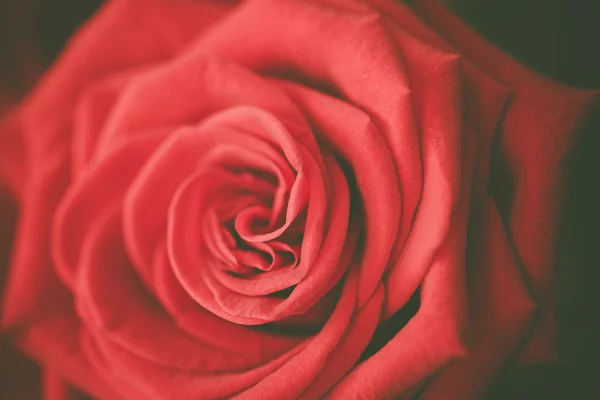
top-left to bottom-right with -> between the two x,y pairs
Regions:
24,0 -> 233,166
413,29 -> 533,396
326,116 -> 479,400
419,196 -> 536,400
382,35 -> 463,318
9,308 -> 122,399
415,0 -> 600,365
1,0 -> 236,396
42,370 -> 89,400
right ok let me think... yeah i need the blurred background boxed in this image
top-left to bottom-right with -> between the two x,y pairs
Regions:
1,0 -> 599,398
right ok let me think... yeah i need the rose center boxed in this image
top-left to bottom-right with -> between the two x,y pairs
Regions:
198,163 -> 306,280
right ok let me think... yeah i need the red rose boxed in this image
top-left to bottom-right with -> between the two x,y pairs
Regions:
0,0 -> 597,399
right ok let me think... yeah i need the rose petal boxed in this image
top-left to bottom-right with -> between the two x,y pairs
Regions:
419,196 -> 536,400
25,0 -> 231,168
233,268 -> 377,399
52,133 -> 167,289
1,157 -> 71,330
382,34 -> 463,317
299,284 -> 384,399
9,310 -> 120,399
327,117 -> 479,400
415,0 -> 600,365
71,67 -> 147,177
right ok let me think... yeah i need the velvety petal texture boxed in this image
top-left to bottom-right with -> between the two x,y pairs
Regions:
0,0 -> 596,399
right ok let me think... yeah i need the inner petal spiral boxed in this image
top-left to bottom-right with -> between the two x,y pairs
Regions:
154,106 -> 350,325
187,143 -> 308,279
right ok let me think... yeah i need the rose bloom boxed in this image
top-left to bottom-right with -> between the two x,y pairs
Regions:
0,0 -> 597,399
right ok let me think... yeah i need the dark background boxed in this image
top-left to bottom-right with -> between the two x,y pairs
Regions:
1,0 -> 599,398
